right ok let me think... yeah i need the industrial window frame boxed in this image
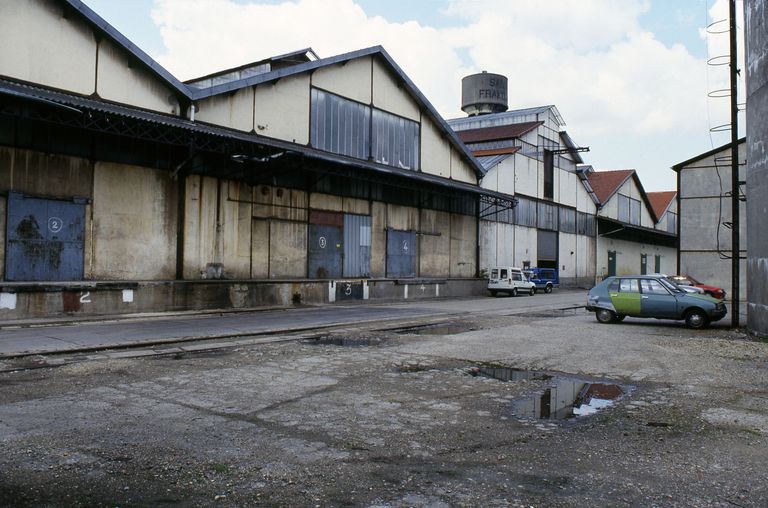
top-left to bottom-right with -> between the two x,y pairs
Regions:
310,87 -> 420,171
543,149 -> 554,200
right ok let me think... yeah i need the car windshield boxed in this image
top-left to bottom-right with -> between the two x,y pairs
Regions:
684,275 -> 701,285
660,278 -> 684,293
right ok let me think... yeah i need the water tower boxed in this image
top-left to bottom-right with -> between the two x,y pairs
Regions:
461,71 -> 508,116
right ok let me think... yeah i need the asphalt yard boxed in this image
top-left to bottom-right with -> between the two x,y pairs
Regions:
0,294 -> 766,506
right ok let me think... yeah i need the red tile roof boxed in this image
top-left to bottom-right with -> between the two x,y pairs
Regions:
585,170 -> 635,205
647,191 -> 677,220
456,121 -> 543,144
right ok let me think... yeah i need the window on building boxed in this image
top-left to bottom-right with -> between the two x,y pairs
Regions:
537,201 -> 558,230
310,88 -> 420,170
577,211 -> 596,236
514,197 -> 537,227
667,212 -> 677,233
629,198 -> 641,225
310,88 -> 370,160
372,109 -> 419,170
617,194 -> 641,225
558,207 -> 576,234
543,149 -> 554,199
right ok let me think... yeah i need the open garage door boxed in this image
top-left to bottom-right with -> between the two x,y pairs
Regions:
536,230 -> 558,270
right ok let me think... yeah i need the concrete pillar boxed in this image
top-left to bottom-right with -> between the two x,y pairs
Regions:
745,0 -> 768,336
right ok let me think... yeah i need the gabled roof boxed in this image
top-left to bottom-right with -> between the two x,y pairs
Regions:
51,1 -> 484,180
456,122 -> 542,143
61,0 -> 191,103
586,170 -> 635,205
587,169 -> 659,221
185,45 -> 484,178
448,105 -> 563,131
646,191 -> 677,220
671,137 -> 746,171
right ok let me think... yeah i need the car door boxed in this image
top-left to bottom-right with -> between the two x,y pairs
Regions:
639,278 -> 678,318
610,278 -> 641,316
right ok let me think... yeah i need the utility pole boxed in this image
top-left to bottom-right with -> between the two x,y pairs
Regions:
729,0 -> 740,328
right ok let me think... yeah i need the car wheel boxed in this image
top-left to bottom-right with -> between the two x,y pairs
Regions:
595,308 -> 616,324
545,284 -> 553,294
685,309 -> 709,329
529,287 -> 536,296
511,288 -> 518,297
490,290 -> 498,297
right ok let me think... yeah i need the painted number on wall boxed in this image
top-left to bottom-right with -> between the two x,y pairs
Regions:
402,240 -> 409,253
48,217 -> 64,234
319,236 -> 327,249
344,283 -> 353,296
80,291 -> 91,303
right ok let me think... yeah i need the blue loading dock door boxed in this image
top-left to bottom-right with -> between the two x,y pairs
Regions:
308,210 -> 343,279
5,192 -> 86,281
386,229 -> 416,278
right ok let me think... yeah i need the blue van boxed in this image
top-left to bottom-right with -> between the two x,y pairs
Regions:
523,268 -> 559,293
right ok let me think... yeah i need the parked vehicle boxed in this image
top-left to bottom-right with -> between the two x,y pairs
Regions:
668,275 -> 726,300
586,275 -> 727,329
650,273 -> 705,295
523,267 -> 559,293
488,267 -> 536,297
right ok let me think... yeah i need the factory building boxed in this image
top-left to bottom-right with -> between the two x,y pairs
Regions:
447,102 -> 598,287
672,140 -> 747,302
585,168 -> 678,279
0,0 -> 515,319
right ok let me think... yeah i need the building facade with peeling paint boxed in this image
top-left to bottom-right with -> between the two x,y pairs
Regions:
0,0 -> 515,319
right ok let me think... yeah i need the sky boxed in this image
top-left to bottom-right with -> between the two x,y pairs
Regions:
84,0 -> 746,192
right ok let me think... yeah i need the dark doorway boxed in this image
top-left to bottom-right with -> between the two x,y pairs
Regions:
640,253 -> 648,275
607,250 -> 617,277
537,230 -> 558,269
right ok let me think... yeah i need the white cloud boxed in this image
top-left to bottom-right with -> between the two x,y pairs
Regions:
149,0 -> 734,190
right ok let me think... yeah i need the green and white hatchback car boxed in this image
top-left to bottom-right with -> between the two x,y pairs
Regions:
586,275 -> 727,329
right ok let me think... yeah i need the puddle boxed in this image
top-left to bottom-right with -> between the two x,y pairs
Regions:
471,365 -> 628,420
392,322 -> 479,336
523,308 -> 586,318
301,336 -> 387,347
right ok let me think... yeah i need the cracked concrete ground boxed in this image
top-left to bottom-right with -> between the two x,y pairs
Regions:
0,310 -> 767,507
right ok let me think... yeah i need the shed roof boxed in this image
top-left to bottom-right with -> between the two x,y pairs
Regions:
646,191 -> 677,220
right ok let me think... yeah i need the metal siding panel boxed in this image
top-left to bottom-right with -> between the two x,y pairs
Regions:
386,229 -> 416,277
5,192 -> 84,281
343,214 -> 371,278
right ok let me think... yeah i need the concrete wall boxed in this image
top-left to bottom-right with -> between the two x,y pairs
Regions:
0,0 -> 180,113
91,162 -> 177,280
96,39 -> 179,114
421,119 -> 451,179
596,238 -> 676,281
313,56 -> 372,104
254,74 -> 311,145
372,58 -> 420,121
678,142 -> 747,300
195,87 -> 254,133
419,209 -> 451,277
746,0 -> 768,335
449,214 -> 477,277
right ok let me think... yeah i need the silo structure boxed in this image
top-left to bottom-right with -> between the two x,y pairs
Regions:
745,0 -> 768,337
461,72 -> 508,116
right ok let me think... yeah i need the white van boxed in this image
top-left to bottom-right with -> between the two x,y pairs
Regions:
488,267 -> 536,297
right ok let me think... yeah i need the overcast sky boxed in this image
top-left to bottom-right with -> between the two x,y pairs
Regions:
85,0 -> 746,192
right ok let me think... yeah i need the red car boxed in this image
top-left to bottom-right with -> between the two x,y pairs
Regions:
670,275 -> 726,300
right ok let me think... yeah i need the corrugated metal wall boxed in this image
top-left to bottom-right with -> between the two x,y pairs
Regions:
343,214 -> 371,277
